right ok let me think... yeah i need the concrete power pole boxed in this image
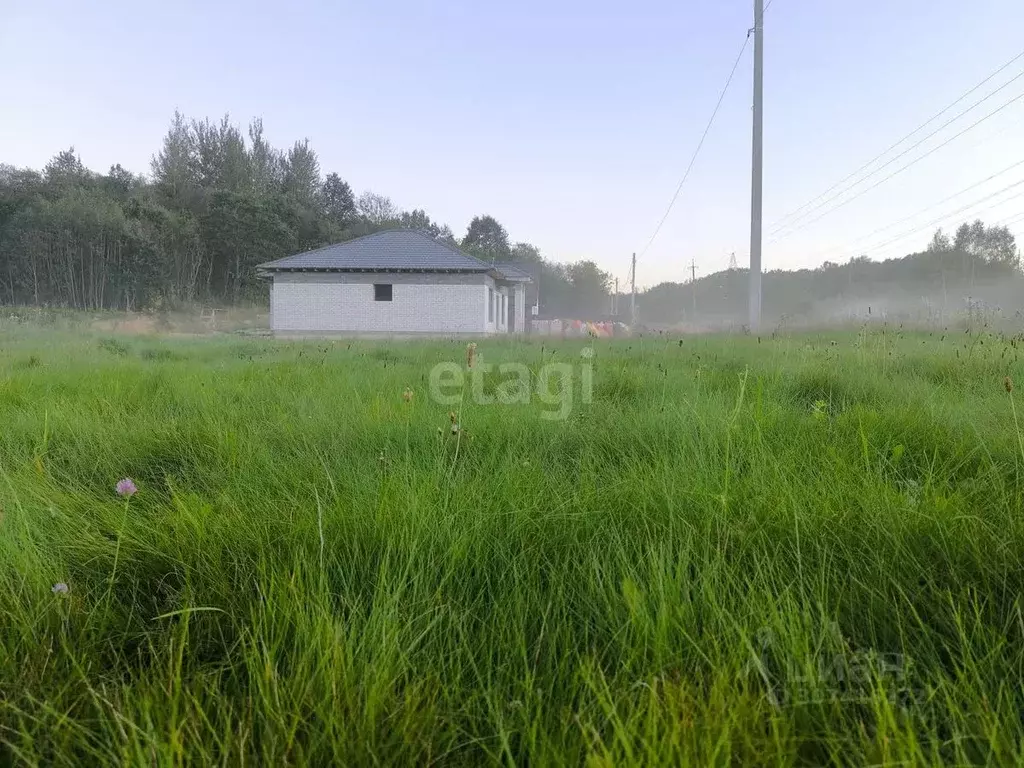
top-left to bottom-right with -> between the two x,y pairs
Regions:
749,0 -> 764,332
630,253 -> 637,326
688,259 -> 698,319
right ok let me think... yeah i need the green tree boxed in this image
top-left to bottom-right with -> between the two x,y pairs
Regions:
43,147 -> 89,194
462,215 -> 510,261
248,118 -> 284,197
567,260 -> 611,317
398,208 -> 441,237
151,110 -> 198,208
187,115 -> 251,193
321,172 -> 355,230
281,140 -> 321,207
356,191 -> 398,229
102,164 -> 143,200
436,224 -> 458,246
510,242 -> 543,263
201,190 -> 296,302
928,228 -> 952,252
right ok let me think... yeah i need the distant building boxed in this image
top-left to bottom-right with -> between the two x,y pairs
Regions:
259,230 -> 531,336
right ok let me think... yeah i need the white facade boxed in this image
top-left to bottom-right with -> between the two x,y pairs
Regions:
270,271 -> 523,335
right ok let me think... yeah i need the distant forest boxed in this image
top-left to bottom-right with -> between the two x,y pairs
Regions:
0,112 -> 610,317
1,111 -> 1020,325
638,222 -> 1021,328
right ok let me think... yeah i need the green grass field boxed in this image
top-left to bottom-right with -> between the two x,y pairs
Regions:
2,323 -> 1024,766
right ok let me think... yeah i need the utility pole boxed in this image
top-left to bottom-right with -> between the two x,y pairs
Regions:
749,0 -> 764,332
630,252 -> 637,326
688,258 -> 698,319
614,277 -> 619,315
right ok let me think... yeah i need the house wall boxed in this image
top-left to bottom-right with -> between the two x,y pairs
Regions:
271,272 -> 493,334
483,276 -> 510,334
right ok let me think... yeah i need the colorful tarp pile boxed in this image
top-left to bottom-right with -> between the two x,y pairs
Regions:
532,319 -> 624,337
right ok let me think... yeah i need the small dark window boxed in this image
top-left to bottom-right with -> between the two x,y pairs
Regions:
374,283 -> 393,302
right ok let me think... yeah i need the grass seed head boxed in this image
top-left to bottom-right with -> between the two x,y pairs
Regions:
403,387 -> 414,403
1005,376 -> 1014,393
466,342 -> 477,369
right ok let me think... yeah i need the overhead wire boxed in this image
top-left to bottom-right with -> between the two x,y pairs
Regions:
845,181 -> 1024,258
636,2 -> 777,274
637,34 -> 750,259
766,47 -> 1024,236
996,210 -> 1024,227
768,87 -> 1024,244
822,157 -> 1024,257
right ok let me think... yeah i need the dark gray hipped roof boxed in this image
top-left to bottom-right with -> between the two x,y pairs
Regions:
258,230 -> 497,273
493,263 -> 533,282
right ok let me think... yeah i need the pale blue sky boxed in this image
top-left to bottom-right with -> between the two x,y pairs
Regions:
2,0 -> 1023,288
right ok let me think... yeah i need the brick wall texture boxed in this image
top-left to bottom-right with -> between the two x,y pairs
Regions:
270,272 -> 510,334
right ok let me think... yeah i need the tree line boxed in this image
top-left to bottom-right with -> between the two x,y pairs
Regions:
2,110 -> 1019,325
0,111 -> 613,316
635,220 -> 1021,327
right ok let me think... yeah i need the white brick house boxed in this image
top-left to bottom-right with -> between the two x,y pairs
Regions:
259,230 -> 532,336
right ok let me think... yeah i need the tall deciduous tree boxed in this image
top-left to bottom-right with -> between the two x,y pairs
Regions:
436,224 -> 458,246
510,242 -> 543,263
928,228 -> 952,253
44,147 -> 89,193
954,219 -> 1018,266
356,191 -> 398,228
566,260 -> 611,317
151,110 -> 197,207
398,208 -> 441,237
201,190 -> 296,302
248,118 -> 283,197
321,172 -> 355,228
462,215 -> 510,261
281,139 -> 321,207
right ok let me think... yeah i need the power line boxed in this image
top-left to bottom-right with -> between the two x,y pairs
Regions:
824,157 -> 1024,256
828,191 -> 1024,265
768,87 -> 1024,244
983,210 -> 1024,235
996,212 -> 1024,232
849,182 -> 1024,258
868,186 -> 1024,256
767,47 -> 1024,234
638,34 -> 750,258
770,69 -> 1024,240
997,210 -> 1024,227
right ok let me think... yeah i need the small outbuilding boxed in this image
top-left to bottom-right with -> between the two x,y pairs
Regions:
259,230 -> 532,336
